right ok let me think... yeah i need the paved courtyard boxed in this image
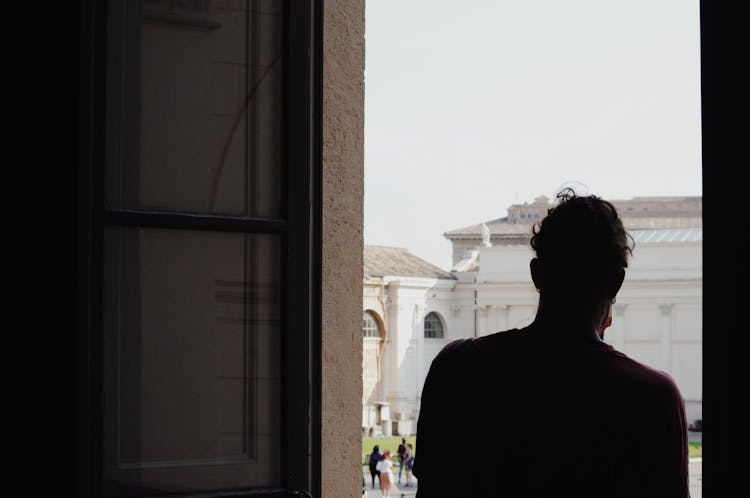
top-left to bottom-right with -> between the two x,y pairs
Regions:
363,458 -> 702,497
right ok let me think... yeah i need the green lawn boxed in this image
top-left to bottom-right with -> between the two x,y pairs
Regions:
689,442 -> 702,458
363,436 -> 702,463
362,436 -> 416,464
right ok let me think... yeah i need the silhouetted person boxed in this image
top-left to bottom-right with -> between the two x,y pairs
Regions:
368,444 -> 382,489
397,437 -> 407,483
413,189 -> 690,498
404,443 -> 414,487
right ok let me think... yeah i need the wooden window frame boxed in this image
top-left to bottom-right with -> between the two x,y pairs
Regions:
76,0 -> 323,496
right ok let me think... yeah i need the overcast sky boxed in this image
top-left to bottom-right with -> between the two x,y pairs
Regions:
363,0 -> 702,270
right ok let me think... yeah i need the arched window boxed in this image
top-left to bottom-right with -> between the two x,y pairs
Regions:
363,311 -> 381,338
424,312 -> 444,339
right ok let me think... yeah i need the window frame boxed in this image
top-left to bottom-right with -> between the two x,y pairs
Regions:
362,310 -> 382,338
423,312 -> 445,339
76,0 -> 322,496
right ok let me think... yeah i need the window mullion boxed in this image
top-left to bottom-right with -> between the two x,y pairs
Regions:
104,208 -> 288,234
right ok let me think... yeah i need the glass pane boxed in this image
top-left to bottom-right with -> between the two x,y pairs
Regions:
363,311 -> 379,338
103,227 -> 282,495
106,0 -> 284,217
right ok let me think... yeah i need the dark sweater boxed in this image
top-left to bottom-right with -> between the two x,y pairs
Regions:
413,326 -> 690,498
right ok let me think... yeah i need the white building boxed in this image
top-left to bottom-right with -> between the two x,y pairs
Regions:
362,196 -> 702,436
362,246 -> 456,437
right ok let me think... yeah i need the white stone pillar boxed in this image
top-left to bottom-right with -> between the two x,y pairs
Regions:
416,300 -> 426,410
498,304 -> 509,332
382,291 -> 397,405
612,303 -> 627,352
659,303 -> 673,373
477,304 -> 489,336
485,304 -> 501,334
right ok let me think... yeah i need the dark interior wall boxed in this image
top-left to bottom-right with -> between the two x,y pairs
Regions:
700,1 -> 742,496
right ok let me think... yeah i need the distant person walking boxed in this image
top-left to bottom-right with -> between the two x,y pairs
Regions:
397,438 -> 407,483
375,451 -> 399,498
367,445 -> 381,489
404,443 -> 415,487
413,189 -> 691,497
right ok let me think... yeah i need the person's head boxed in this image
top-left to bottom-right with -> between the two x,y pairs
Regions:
402,438 -> 406,444
373,445 -> 380,453
530,188 -> 633,308
382,450 -> 391,459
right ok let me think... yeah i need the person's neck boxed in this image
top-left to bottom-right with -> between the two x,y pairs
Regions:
529,298 -> 605,343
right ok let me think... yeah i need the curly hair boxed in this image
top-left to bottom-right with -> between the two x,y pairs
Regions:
530,188 -> 634,293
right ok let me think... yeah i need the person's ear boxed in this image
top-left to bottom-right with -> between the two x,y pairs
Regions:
530,258 -> 544,291
608,267 -> 625,299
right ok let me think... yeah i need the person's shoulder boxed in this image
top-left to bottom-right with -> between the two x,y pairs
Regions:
432,337 -> 474,363
604,346 -> 683,401
475,328 -> 524,346
430,329 -> 523,371
470,328 -> 526,356
441,329 -> 522,353
423,338 -> 484,386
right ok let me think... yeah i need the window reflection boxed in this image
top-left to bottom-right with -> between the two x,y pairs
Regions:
106,0 -> 284,217
103,228 -> 282,494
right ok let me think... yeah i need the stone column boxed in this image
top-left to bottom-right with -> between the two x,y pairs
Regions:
477,304 -> 489,336
412,303 -> 423,419
613,303 -> 627,351
498,304 -> 509,331
659,303 -> 673,373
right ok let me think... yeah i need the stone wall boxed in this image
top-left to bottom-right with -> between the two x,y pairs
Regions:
322,0 -> 365,496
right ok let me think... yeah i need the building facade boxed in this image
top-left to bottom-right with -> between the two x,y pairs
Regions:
362,246 -> 456,436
